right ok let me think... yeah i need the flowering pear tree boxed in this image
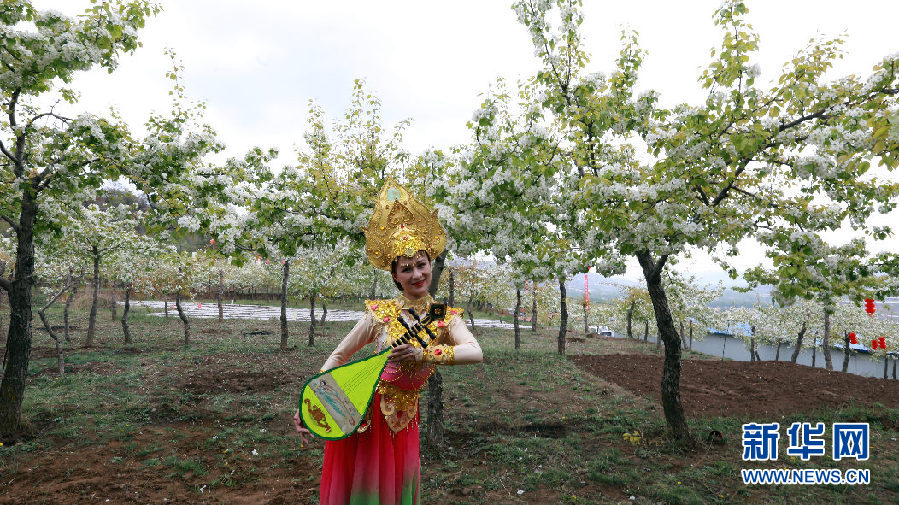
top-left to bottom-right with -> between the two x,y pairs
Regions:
752,304 -> 798,361
0,0 -> 163,436
828,302 -> 882,372
718,306 -> 766,360
106,233 -> 167,344
510,0 -> 899,444
288,242 -> 360,347
34,241 -> 87,374
433,78 -> 612,354
144,251 -> 214,346
663,271 -> 724,350
615,285 -> 654,342
866,312 -> 899,379
60,203 -> 142,347
744,233 -> 899,370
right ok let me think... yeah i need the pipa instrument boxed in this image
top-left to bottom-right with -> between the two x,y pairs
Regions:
299,303 -> 445,440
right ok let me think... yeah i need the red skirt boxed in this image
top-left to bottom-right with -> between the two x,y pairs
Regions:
319,392 -> 420,505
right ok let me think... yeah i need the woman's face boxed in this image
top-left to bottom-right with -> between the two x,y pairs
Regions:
392,251 -> 432,300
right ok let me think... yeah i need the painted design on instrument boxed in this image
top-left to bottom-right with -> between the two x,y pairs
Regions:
310,374 -> 362,434
304,398 -> 331,433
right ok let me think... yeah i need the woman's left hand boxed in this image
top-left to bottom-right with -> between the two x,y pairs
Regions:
388,343 -> 422,362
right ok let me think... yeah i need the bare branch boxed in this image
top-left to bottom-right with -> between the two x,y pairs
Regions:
0,139 -> 14,162
25,111 -> 72,135
0,213 -> 19,232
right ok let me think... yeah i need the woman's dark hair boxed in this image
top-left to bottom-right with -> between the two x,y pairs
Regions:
390,251 -> 431,291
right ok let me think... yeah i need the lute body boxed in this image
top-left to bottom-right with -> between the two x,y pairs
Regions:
299,303 -> 445,440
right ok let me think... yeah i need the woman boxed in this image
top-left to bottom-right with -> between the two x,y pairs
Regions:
294,180 -> 483,505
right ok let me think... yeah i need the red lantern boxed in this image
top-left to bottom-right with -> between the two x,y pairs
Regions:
878,337 -> 886,349
865,298 -> 876,315
848,332 -> 857,344
872,339 -> 879,349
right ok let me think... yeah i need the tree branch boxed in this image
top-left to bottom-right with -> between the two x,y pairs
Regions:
0,262 -> 9,292
0,139 -> 14,162
0,213 -> 19,232
654,254 -> 668,279
25,111 -> 72,137
730,186 -> 759,199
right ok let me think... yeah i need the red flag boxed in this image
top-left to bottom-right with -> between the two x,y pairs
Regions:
584,274 -> 589,307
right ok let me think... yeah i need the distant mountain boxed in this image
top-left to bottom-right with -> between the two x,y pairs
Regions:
563,272 -> 772,308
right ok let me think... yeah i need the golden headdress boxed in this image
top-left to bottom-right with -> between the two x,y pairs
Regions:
363,179 -> 446,271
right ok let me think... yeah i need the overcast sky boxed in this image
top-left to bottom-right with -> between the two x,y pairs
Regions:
32,0 -> 899,284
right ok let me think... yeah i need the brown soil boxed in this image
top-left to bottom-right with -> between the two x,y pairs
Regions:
570,354 -> 899,419
176,369 -> 293,395
0,422 -> 319,505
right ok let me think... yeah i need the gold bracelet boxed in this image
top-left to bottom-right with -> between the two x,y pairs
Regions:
423,345 -> 455,364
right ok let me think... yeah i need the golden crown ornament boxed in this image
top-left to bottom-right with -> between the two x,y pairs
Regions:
363,179 -> 446,270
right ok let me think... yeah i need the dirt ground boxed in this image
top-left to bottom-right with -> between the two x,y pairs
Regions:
570,353 -> 899,419
4,339 -> 898,504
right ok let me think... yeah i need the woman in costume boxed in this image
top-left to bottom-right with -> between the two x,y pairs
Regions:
293,180 -> 483,505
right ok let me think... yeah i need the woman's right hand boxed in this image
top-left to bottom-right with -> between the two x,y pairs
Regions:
293,409 -> 310,446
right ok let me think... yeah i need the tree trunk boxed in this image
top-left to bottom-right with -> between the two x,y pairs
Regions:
842,332 -> 851,373
884,355 -> 889,379
775,342 -> 781,362
0,191 -> 37,438
320,299 -> 327,325
790,321 -> 807,364
308,292 -> 316,346
558,278 -> 567,355
425,252 -> 447,445
38,310 -> 64,376
63,268 -> 76,343
643,320 -> 648,342
636,250 -> 694,447
822,309 -> 833,371
626,300 -> 635,339
680,320 -> 686,348
0,266 -> 5,351
892,358 -> 896,380
448,269 -> 455,306
37,281 -> 72,376
121,286 -> 132,344
110,279 -> 117,321
426,369 -> 444,446
583,298 -> 589,334
531,282 -> 538,333
84,247 -> 100,348
175,290 -> 190,346
689,320 -> 693,350
811,343 -> 817,367
218,269 -> 224,321
428,250 -> 446,298
280,260 -> 290,351
467,296 -> 475,328
164,295 -> 169,318
514,287 -> 521,350
750,338 -> 756,362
